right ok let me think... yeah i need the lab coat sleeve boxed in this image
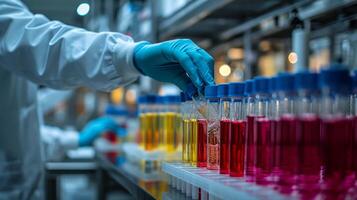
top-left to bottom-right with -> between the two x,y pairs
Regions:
0,0 -> 141,91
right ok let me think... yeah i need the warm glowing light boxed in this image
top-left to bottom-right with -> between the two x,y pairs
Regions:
288,52 -> 298,64
125,89 -> 136,105
227,48 -> 244,60
77,3 -> 90,16
110,87 -> 123,104
219,64 -> 231,77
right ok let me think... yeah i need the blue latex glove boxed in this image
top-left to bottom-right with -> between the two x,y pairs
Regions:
133,39 -> 215,93
78,117 -> 119,146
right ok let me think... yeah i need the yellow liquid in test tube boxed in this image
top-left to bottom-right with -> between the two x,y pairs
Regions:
163,112 -> 176,152
175,114 -> 182,151
158,112 -> 165,150
139,114 -> 145,148
190,119 -> 198,165
144,113 -> 159,151
182,119 -> 190,162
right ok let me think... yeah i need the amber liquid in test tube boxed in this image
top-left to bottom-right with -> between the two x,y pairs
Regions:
190,118 -> 198,165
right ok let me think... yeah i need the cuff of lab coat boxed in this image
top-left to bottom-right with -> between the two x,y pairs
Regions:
113,41 -> 142,80
59,131 -> 79,150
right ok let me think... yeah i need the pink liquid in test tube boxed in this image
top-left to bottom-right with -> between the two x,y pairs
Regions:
296,114 -> 321,198
245,115 -> 264,177
197,119 -> 207,168
277,114 -> 298,190
220,119 -> 230,174
254,117 -> 273,185
207,121 -> 219,170
320,116 -> 354,197
230,120 -> 246,177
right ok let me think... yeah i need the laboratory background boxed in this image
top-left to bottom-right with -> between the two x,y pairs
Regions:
20,0 -> 357,199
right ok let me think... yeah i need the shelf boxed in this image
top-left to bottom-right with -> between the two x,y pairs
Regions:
162,162 -> 289,200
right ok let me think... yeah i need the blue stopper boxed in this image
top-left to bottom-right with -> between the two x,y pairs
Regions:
145,94 -> 157,103
228,82 -> 245,97
163,95 -> 181,103
295,71 -> 319,91
137,96 -> 146,104
253,76 -> 270,94
244,80 -> 253,96
319,64 -> 352,94
268,77 -> 277,93
105,105 -> 128,116
180,92 -> 186,102
204,85 -> 218,98
217,84 -> 229,98
276,72 -> 295,92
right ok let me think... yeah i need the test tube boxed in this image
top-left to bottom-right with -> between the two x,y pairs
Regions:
294,71 -> 321,194
218,84 -> 230,174
205,85 -> 220,170
182,94 -> 190,163
244,80 -> 258,178
157,96 -> 166,150
190,107 -> 198,166
276,73 -> 298,188
145,95 -> 159,151
197,98 -> 208,168
138,96 -> 147,149
252,76 -> 272,184
228,82 -> 245,177
319,65 -> 354,195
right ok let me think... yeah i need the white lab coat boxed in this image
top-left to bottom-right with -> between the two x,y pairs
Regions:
0,0 -> 140,199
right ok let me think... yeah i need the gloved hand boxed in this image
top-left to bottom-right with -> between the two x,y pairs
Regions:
133,39 -> 215,93
78,117 -> 119,146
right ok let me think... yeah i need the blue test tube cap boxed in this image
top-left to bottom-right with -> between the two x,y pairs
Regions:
228,82 -> 245,97
319,63 -> 352,94
295,71 -> 319,91
105,105 -> 128,116
217,84 -> 229,98
276,72 -> 295,92
268,77 -> 278,93
137,96 -> 147,104
145,94 -> 157,104
204,85 -> 217,99
253,76 -> 270,94
163,95 -> 181,104
244,80 -> 253,96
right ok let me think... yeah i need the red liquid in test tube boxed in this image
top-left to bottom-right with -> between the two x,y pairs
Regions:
197,119 -> 207,168
254,118 -> 273,185
220,119 -> 231,174
207,121 -> 219,170
320,116 -> 354,195
277,114 -> 298,188
245,115 -> 264,177
230,120 -> 246,177
296,114 -> 321,198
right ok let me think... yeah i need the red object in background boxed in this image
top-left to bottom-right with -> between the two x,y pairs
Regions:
220,119 -> 231,174
245,115 -> 264,177
103,131 -> 117,143
230,120 -> 246,177
254,118 -> 273,184
197,119 -> 207,168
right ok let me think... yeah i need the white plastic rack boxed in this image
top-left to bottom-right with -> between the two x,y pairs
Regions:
162,162 -> 292,200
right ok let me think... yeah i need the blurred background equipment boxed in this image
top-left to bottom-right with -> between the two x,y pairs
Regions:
20,0 -> 357,199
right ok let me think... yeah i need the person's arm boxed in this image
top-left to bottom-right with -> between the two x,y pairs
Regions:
0,0 -> 140,91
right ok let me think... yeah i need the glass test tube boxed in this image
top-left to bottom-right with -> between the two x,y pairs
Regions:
196,96 -> 207,168
205,85 -> 220,170
253,77 -> 272,184
182,94 -> 190,163
319,66 -> 354,196
294,71 -> 321,194
228,82 -> 246,177
218,84 -> 230,174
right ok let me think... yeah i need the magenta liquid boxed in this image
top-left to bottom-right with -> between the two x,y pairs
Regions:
245,115 -> 264,177
230,120 -> 246,177
197,119 -> 207,168
296,114 -> 321,197
254,118 -> 273,185
277,114 -> 298,187
220,119 -> 231,174
320,117 -> 355,198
